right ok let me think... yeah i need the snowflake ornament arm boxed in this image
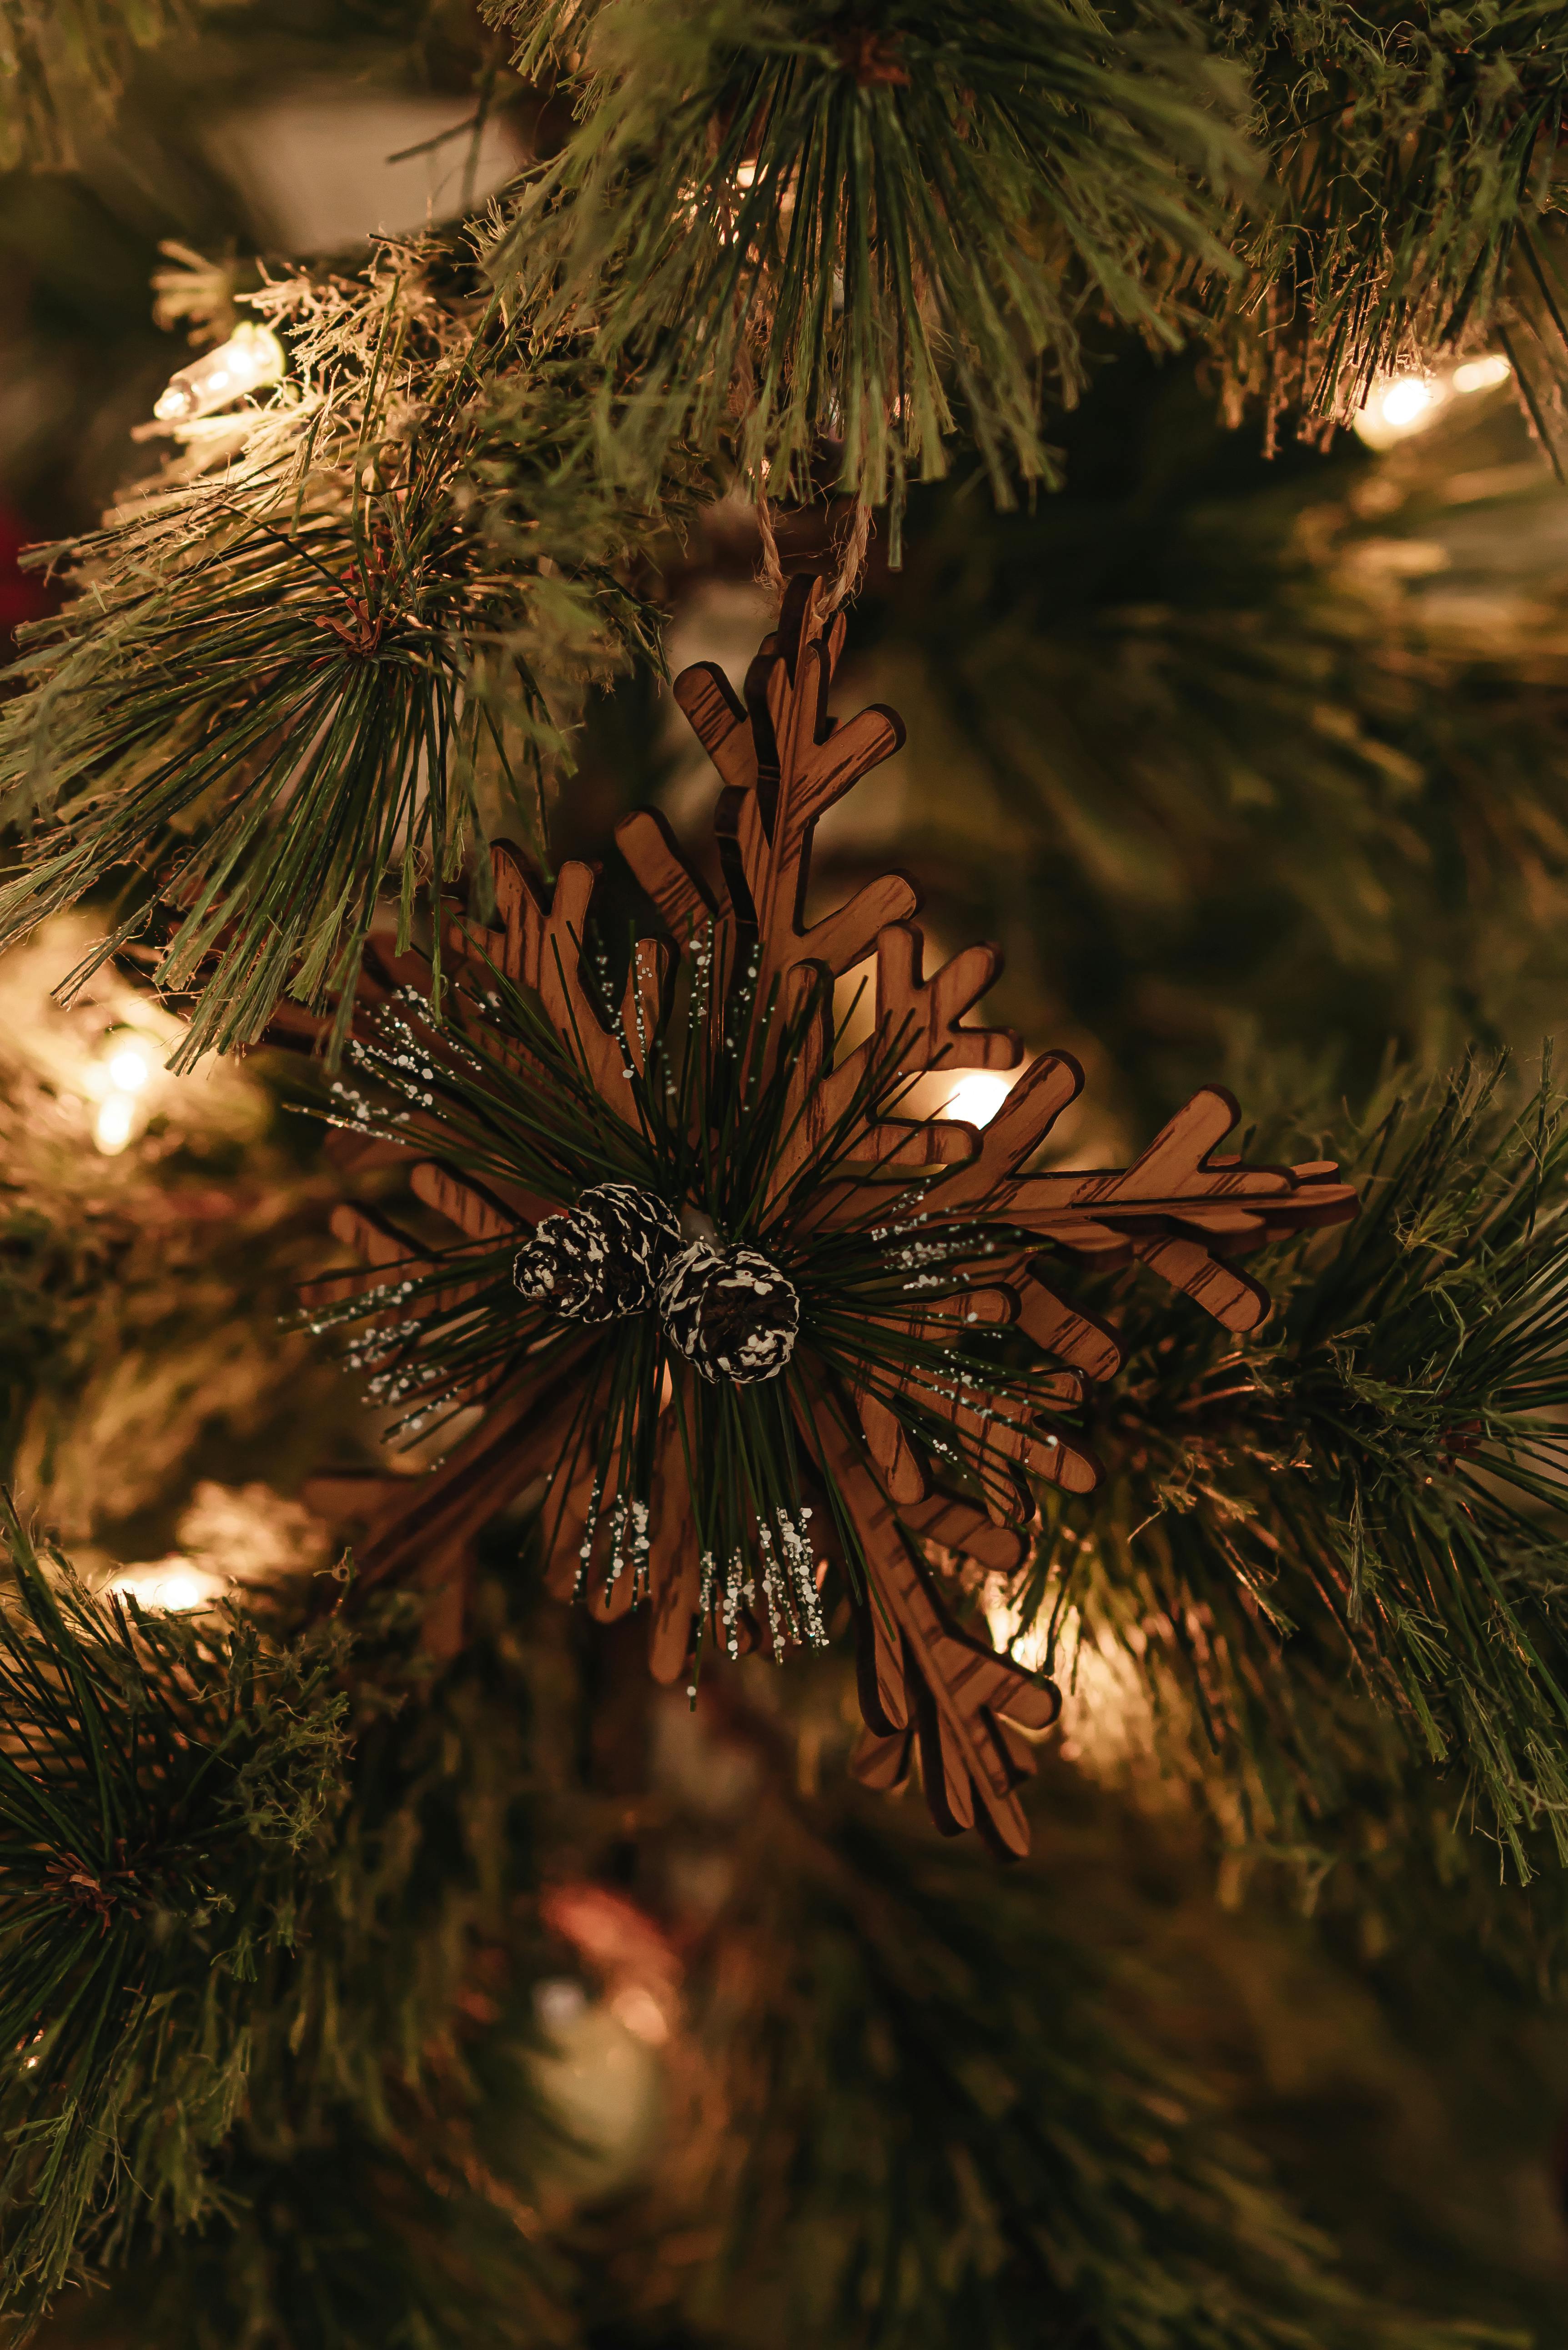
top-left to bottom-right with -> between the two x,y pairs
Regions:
301,575 -> 1355,1857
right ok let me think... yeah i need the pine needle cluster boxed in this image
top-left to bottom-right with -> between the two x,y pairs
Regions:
21,1625 -> 1515,2350
0,245 -> 676,1064
1021,1062 -> 1568,1896
1221,4 -> 1568,439
605,1781 -> 1513,2350
10,1 -> 1568,549
0,1504 -> 541,2329
92,2124 -> 573,2350
486,0 -> 1568,502
0,1503 -> 350,2314
487,0 -> 1252,532
837,357 -> 1568,1120
8,9 -> 1568,1070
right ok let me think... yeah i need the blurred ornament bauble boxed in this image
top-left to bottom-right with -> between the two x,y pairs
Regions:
300,576 -> 1356,1856
520,1882 -> 678,2204
526,1977 -> 665,2204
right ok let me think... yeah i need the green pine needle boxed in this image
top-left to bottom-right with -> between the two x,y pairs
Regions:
0,1496 -> 351,2313
486,0 -> 1253,532
0,1496 -> 543,2326
1024,1060 -> 1568,1886
0,251 -> 673,1065
1224,5 -> 1568,432
686,1799 -> 1514,2349
0,1 -> 231,170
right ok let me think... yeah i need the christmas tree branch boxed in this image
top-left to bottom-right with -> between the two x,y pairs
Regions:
0,1501 -> 542,2327
844,375 -> 1568,1124
486,0 -> 1253,538
0,246 -> 676,1065
0,1496 -> 351,2311
1025,1060 -> 1568,1885
0,0 -> 232,170
488,1 -> 1568,497
679,1791 -> 1513,2348
1221,5 -> 1568,442
92,2120 -> 574,2350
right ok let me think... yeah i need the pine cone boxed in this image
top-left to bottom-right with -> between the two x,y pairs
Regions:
658,1238 -> 800,1384
513,1183 -> 682,1322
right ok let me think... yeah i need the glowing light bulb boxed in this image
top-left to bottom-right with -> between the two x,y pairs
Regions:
1452,354 -> 1512,394
142,1568 -> 209,1611
153,323 -> 285,424
106,1043 -> 153,1093
106,1558 -> 227,1612
943,1070 -> 1013,1126
1380,377 -> 1435,428
735,160 -> 758,188
93,1095 -> 136,1155
986,1588 -> 1048,1671
1356,353 -> 1513,449
1354,373 -> 1443,448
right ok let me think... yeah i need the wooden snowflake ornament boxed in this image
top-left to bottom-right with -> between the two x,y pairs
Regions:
305,575 -> 1356,1857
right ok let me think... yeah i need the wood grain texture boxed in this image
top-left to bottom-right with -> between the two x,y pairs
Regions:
294,570 -> 1359,1856
818,1415 -> 1059,1858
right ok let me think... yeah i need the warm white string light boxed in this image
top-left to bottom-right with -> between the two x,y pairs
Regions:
941,1069 -> 1013,1126
90,1030 -> 161,1156
1452,354 -> 1513,395
93,1095 -> 136,1155
154,322 -> 286,424
1354,352 -> 1512,448
104,1557 -> 228,1612
105,1044 -> 152,1094
983,1582 -> 1153,1775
